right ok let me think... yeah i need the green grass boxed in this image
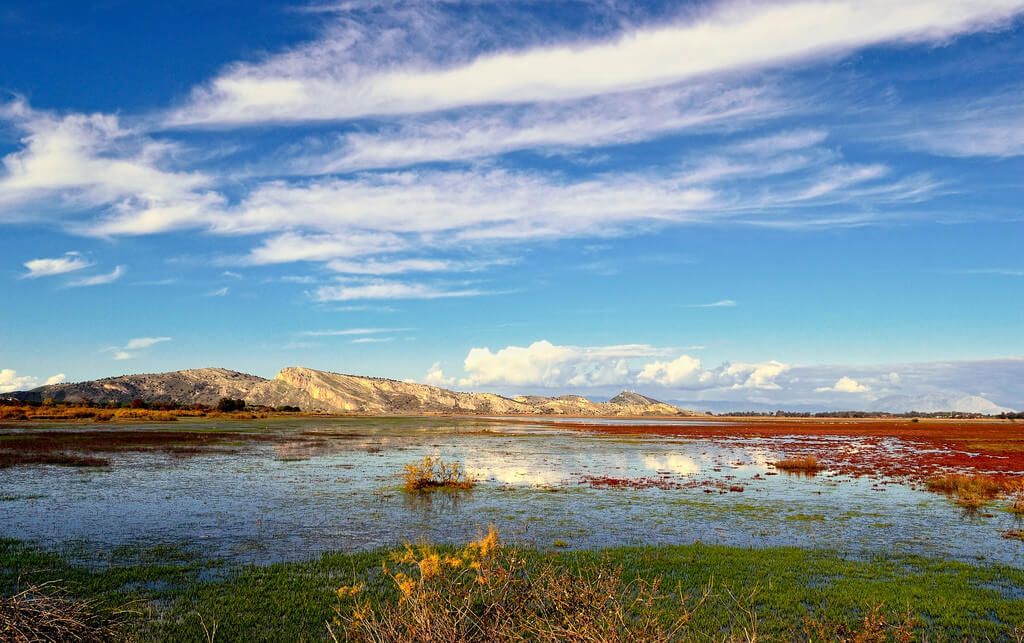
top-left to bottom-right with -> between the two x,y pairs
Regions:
3,537 -> 1024,641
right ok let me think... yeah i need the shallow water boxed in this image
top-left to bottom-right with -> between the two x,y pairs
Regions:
1,417 -> 1021,565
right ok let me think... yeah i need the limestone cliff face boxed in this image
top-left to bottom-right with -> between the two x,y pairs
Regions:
271,367 -> 533,414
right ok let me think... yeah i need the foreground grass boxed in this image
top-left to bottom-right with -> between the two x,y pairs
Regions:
2,537 -> 1024,641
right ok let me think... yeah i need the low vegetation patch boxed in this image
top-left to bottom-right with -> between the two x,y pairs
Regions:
773,455 -> 826,473
925,473 -> 1023,509
330,526 -> 703,642
4,537 -> 1024,640
402,456 -> 474,491
0,580 -> 123,642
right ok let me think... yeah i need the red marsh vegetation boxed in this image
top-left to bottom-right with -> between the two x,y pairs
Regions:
537,417 -> 1024,483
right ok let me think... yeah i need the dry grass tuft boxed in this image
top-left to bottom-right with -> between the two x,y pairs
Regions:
773,455 -> 826,473
0,580 -> 121,642
329,526 -> 706,642
402,457 -> 474,491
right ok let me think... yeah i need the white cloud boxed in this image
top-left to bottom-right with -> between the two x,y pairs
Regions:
123,337 -> 172,350
350,337 -> 394,343
301,327 -> 412,336
313,279 -> 487,301
326,258 -> 452,274
281,83 -> 785,173
815,375 -> 871,393
67,265 -> 125,287
243,231 -> 405,264
0,100 -> 219,232
897,91 -> 1024,157
686,299 -> 736,308
103,336 -> 171,360
459,340 -> 792,392
205,286 -> 229,297
0,369 -> 39,393
725,361 -> 791,390
0,370 -> 65,392
168,0 -> 1024,125
637,355 -> 706,387
22,252 -> 92,277
461,340 -> 610,388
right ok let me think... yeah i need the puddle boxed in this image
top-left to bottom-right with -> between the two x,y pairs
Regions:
1,417 -> 1022,566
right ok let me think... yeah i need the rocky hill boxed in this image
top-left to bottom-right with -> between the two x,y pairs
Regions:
9,368 -> 267,405
7,365 -> 694,416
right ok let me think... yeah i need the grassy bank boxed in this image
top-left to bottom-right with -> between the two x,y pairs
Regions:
3,536 -> 1024,641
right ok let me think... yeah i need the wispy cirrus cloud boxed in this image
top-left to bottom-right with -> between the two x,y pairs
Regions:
300,327 -> 413,336
313,279 -> 489,301
102,336 -> 172,360
167,0 -> 1024,126
277,83 -> 787,174
686,299 -> 736,308
67,265 -> 125,287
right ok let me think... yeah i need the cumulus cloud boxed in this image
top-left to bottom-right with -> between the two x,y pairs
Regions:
0,370 -> 66,392
815,375 -> 871,393
22,251 -> 92,277
637,355 -> 706,387
0,369 -> 40,393
458,340 -> 790,392
423,362 -> 455,386
66,265 -> 125,287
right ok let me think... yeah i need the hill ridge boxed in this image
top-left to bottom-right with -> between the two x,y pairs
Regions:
6,366 -> 695,416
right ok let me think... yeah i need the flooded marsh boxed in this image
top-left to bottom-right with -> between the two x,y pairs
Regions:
2,417 -> 1023,566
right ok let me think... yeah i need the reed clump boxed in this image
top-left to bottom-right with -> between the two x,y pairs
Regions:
773,455 -> 826,473
402,457 -> 474,491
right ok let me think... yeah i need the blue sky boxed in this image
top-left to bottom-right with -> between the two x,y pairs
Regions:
1,0 -> 1022,412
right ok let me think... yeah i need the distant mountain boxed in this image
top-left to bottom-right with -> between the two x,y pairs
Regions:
6,366 -> 694,417
869,393 -> 1014,415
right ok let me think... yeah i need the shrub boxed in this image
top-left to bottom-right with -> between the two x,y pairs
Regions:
402,457 -> 474,491
216,398 -> 246,412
